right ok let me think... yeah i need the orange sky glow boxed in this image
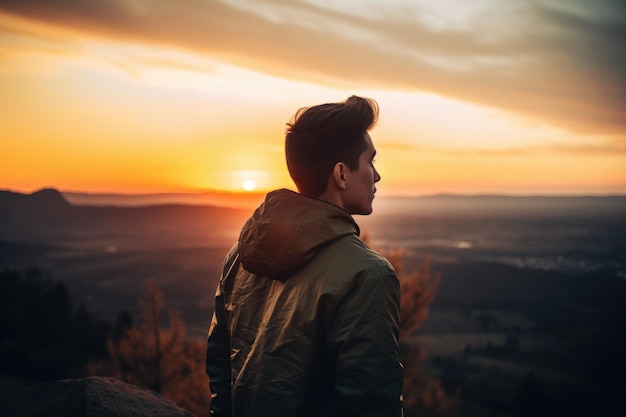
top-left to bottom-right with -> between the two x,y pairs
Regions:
1,0 -> 625,196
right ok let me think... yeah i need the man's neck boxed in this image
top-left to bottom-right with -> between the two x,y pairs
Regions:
316,188 -> 346,212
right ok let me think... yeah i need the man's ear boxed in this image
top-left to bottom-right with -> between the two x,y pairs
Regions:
332,162 -> 348,190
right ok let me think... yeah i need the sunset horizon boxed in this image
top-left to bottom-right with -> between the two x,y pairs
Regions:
2,1 -> 624,197
4,184 -> 626,200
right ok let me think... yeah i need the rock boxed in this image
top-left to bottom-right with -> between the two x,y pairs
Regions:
0,377 -> 196,417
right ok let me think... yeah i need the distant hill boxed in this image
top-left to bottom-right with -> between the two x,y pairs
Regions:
0,188 -> 70,211
3,189 -> 626,244
0,188 -> 252,247
62,189 -> 266,209
0,189 -> 72,238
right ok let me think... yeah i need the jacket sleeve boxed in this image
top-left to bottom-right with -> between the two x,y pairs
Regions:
206,280 -> 232,417
329,268 -> 404,417
206,247 -> 239,417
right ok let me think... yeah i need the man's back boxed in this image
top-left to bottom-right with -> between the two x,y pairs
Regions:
206,189 -> 403,417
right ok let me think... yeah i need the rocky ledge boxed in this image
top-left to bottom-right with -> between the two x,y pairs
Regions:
0,376 -> 196,417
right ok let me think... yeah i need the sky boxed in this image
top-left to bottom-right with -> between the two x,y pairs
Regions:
1,0 -> 625,196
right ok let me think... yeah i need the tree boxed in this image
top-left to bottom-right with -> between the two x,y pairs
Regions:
519,371 -> 546,416
106,282 -> 210,416
112,309 -> 134,343
0,268 -> 109,384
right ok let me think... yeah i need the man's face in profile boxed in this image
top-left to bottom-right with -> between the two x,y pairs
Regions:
342,133 -> 381,215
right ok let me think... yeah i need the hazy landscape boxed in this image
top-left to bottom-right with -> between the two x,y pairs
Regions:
1,188 -> 625,416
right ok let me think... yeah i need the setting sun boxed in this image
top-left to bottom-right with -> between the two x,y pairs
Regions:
243,180 -> 256,192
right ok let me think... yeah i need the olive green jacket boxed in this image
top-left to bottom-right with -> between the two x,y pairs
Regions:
206,189 -> 403,417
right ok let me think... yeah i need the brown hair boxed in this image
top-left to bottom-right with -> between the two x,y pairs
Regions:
285,96 -> 379,198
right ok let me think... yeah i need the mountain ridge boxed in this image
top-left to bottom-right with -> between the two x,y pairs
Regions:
0,188 -> 252,246
3,187 -> 625,211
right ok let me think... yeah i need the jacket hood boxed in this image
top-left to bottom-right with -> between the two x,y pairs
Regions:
238,189 -> 359,280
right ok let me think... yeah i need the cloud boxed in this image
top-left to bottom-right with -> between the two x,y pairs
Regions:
383,136 -> 626,157
455,141 -> 626,157
1,0 -> 624,135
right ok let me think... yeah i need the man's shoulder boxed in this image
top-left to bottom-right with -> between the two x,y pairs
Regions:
326,234 -> 396,275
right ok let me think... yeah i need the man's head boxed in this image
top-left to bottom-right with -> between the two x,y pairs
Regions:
285,95 -> 381,214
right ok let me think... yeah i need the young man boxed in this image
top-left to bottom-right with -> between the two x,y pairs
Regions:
206,96 -> 403,417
